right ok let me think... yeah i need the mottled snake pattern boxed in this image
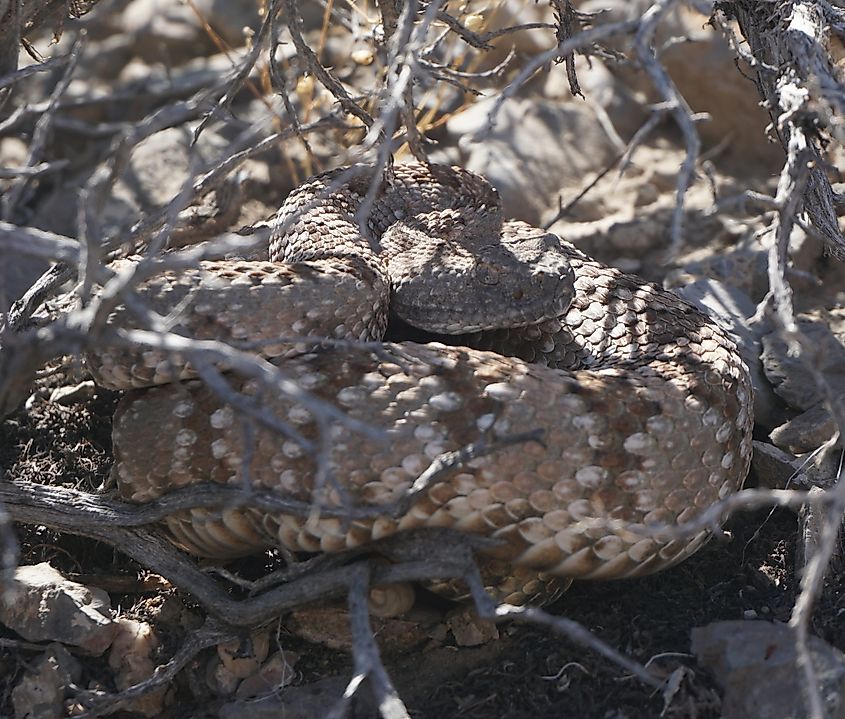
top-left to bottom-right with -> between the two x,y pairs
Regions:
87,163 -> 754,607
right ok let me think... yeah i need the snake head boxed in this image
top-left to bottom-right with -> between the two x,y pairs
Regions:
382,218 -> 575,334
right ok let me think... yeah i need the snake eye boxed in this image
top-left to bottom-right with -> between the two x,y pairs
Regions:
478,264 -> 499,285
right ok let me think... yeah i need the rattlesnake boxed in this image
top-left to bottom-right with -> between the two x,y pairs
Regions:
87,162 -> 754,606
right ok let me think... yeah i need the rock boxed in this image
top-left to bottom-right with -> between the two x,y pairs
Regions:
0,255 -> 48,310
770,404 -> 838,455
235,650 -> 300,699
751,440 -> 804,490
661,32 -> 782,171
121,0 -> 261,61
75,34 -> 138,81
367,582 -> 416,618
219,676 -> 348,719
476,0 -> 555,57
0,138 -> 49,295
692,620 -> 845,719
548,143 -> 734,261
206,656 -> 241,697
445,605 -> 499,647
100,125 -> 233,245
283,606 -> 353,652
11,643 -> 82,719
0,136 -> 28,167
542,57 -> 647,142
446,96 -> 618,226
107,618 -> 167,716
593,3 -> 781,170
285,605 -> 430,654
752,439 -> 841,491
121,0 -> 215,61
670,248 -> 770,302
761,316 -> 845,412
217,631 -> 270,679
0,563 -> 117,654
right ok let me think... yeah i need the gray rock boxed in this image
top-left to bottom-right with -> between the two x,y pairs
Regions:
0,255 -> 48,309
11,643 -> 81,719
751,439 -> 838,491
770,403 -> 838,455
446,96 -> 617,226
751,440 -> 804,489
671,248 -> 770,303
108,618 -> 168,716
592,3 -> 781,170
0,563 -> 117,654
234,650 -> 299,699
661,32 -> 782,171
761,317 -> 845,413
99,125 -> 233,244
0,138 -> 50,297
122,0 -> 261,61
692,620 -> 845,719
542,57 -> 647,142
751,438 -> 826,489
219,676 -> 348,719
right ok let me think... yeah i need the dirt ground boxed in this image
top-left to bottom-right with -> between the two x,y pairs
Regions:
3,1 -> 845,718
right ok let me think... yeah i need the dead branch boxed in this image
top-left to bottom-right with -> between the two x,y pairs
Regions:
1,32 -> 83,221
327,564 -> 410,719
473,18 -> 641,140
191,0 -> 280,144
634,0 -> 700,254
0,1 -> 99,108
714,5 -> 845,716
0,480 -> 482,626
0,473 -> 671,715
720,1 -> 845,260
0,55 -> 68,92
283,0 -> 375,130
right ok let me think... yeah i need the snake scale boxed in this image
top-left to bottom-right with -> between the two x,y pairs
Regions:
87,162 -> 754,607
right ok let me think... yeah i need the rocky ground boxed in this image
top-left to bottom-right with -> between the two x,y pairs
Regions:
2,1 -> 845,718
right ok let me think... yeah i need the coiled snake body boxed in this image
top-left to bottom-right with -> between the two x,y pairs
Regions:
88,163 -> 754,606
